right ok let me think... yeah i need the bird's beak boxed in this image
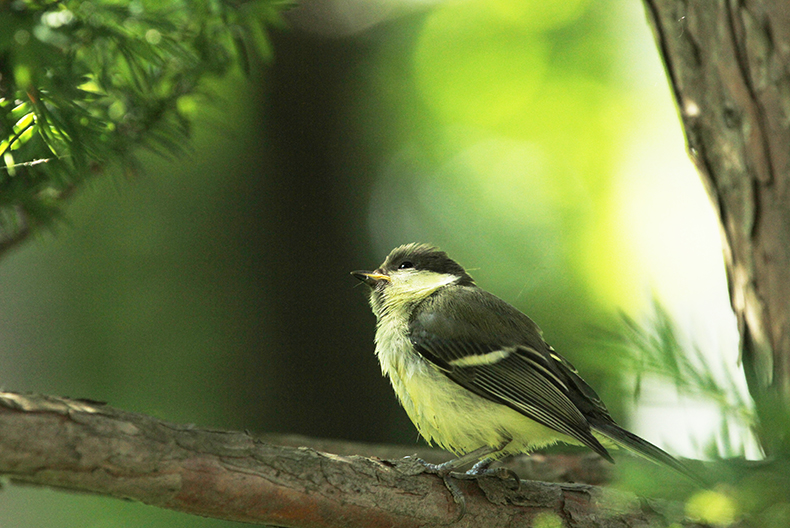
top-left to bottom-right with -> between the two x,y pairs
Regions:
351,270 -> 391,287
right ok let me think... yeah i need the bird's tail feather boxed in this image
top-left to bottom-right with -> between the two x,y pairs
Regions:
592,421 -> 707,486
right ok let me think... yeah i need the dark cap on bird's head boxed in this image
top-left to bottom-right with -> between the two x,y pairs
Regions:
352,243 -> 475,287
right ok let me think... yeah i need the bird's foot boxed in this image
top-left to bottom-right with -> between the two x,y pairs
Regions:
449,466 -> 521,491
403,456 -> 521,522
403,456 -> 469,521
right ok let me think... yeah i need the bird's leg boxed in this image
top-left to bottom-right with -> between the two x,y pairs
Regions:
405,441 -> 517,521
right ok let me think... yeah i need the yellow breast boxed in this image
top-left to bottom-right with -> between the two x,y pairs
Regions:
374,308 -> 575,457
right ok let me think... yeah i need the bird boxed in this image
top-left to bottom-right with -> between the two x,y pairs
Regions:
352,243 -> 702,513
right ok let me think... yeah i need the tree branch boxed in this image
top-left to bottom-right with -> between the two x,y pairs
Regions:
0,391 -> 703,527
255,432 -> 616,486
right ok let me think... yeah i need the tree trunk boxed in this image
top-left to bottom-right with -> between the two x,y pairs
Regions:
643,0 -> 790,455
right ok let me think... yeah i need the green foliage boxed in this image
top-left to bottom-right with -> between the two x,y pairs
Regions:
0,0 -> 287,247
613,300 -> 757,459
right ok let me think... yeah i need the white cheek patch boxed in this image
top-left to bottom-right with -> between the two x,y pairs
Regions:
388,270 -> 460,300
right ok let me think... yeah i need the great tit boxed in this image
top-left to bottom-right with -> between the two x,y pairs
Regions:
352,243 -> 701,506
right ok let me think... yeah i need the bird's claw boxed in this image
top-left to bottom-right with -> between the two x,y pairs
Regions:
403,457 -> 467,521
402,456 -> 521,522
450,466 -> 521,490
442,473 -> 468,523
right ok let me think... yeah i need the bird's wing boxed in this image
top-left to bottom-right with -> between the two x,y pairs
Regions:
408,286 -> 612,461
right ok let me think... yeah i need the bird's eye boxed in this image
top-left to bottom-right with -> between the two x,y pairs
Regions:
398,261 -> 414,269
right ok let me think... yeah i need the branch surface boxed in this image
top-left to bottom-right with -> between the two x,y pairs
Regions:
0,391 -> 705,527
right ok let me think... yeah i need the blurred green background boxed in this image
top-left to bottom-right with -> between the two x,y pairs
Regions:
0,0 -> 743,526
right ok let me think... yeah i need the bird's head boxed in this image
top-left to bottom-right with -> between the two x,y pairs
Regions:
352,243 -> 475,317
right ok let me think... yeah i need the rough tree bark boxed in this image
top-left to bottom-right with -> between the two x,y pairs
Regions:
0,391 -> 703,527
643,0 -> 790,455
